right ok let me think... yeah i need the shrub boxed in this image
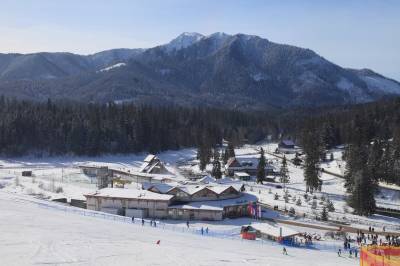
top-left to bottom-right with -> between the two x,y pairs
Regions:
326,200 -> 335,212
296,198 -> 302,206
311,200 -> 317,209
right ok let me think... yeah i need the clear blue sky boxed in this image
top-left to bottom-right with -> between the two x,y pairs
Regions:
0,0 -> 399,80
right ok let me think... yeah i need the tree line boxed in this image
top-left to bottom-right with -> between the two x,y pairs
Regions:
296,98 -> 400,216
0,97 -> 279,156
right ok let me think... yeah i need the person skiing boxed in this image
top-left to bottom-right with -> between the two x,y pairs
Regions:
142,218 -> 144,226
131,216 -> 134,223
201,227 -> 204,235
283,247 -> 288,255
338,248 -> 342,257
186,220 -> 189,228
205,227 -> 209,234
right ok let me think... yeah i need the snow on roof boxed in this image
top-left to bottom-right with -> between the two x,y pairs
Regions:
208,186 -> 231,195
180,186 -> 208,195
138,161 -> 151,172
125,171 -> 175,180
280,140 -> 295,146
144,154 -> 156,163
149,183 -> 175,194
168,193 -> 257,211
250,222 -> 299,238
234,172 -> 250,177
84,187 -> 174,201
199,176 -> 216,184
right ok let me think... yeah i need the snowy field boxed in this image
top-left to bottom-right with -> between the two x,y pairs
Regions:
0,191 -> 357,266
0,143 -> 399,265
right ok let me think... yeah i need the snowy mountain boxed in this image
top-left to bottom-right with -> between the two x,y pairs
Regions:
163,32 -> 204,53
0,32 -> 399,109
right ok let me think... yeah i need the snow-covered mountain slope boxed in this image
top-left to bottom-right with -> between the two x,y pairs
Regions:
348,68 -> 400,95
0,33 -> 399,108
0,191 -> 357,266
99,62 -> 126,72
163,32 -> 204,53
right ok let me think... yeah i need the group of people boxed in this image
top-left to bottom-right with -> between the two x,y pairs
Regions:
131,217 -> 158,227
200,227 -> 209,235
355,228 -> 400,246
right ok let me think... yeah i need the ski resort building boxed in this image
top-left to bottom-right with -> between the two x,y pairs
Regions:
139,154 -> 170,174
234,172 -> 251,181
278,140 -> 296,153
85,188 -> 174,218
85,182 -> 256,221
225,157 -> 276,177
246,223 -> 300,244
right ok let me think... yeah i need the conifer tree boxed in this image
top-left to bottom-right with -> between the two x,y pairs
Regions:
223,148 -> 229,165
227,141 -> 235,159
348,170 -> 376,216
256,147 -> 266,184
279,155 -> 290,184
211,160 -> 222,179
213,148 -> 220,162
302,121 -> 323,193
321,207 -> 328,221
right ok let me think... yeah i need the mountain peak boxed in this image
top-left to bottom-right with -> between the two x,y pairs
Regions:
164,32 -> 204,52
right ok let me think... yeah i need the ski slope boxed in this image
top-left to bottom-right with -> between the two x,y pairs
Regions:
0,191 -> 357,266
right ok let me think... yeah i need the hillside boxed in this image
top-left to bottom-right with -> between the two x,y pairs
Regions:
0,32 -> 399,109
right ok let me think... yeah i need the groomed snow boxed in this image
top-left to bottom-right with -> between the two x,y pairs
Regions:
0,191 -> 357,266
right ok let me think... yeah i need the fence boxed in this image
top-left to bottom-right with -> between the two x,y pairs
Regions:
361,245 -> 400,266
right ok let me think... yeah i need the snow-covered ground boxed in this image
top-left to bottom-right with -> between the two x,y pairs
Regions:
0,191 -> 357,266
0,142 -> 399,265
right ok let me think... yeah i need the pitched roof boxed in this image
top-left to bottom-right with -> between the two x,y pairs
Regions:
168,193 -> 257,211
250,222 -> 299,238
281,140 -> 295,146
144,154 -> 156,163
234,172 -> 250,177
226,157 -> 240,168
84,187 -> 174,201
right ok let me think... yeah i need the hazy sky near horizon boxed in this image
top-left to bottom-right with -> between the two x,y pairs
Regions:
0,0 -> 399,80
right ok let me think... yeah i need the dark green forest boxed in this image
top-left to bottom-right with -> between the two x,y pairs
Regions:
0,97 -> 278,156
1,96 -> 400,158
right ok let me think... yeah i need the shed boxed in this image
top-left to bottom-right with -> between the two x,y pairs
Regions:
250,223 -> 300,244
278,140 -> 295,149
241,226 -> 257,240
22,171 -> 32,177
234,172 -> 251,181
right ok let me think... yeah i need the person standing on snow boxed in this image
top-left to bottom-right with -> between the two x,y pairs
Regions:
283,247 -> 288,255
